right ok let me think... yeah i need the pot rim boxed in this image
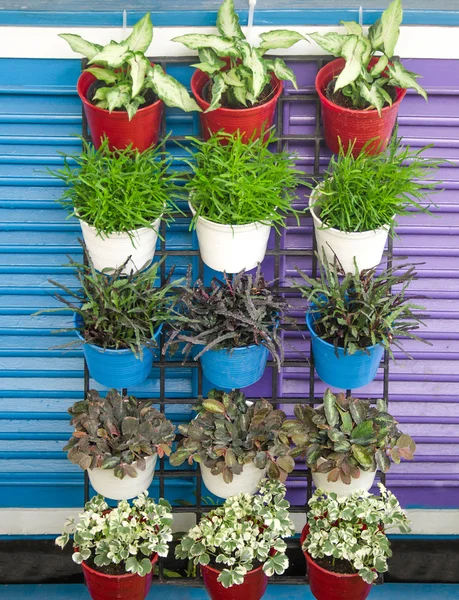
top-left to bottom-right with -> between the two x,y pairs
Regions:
306,310 -> 382,353
309,184 -> 391,237
77,68 -> 163,117
191,67 -> 283,115
200,558 -> 265,577
188,201 -> 272,231
81,552 -> 158,580
315,57 -> 407,116
78,214 -> 162,239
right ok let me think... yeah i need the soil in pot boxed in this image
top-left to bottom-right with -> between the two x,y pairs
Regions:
202,80 -> 277,110
86,80 -> 158,111
325,79 -> 397,111
313,555 -> 357,576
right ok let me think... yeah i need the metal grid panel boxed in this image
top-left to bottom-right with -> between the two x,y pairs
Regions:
80,55 -> 392,586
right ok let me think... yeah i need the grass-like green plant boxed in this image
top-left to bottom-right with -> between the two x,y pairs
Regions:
312,135 -> 440,234
49,136 -> 181,239
182,129 -> 304,229
296,255 -> 429,358
42,248 -> 181,356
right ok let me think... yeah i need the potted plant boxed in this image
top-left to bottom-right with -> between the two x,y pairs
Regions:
176,479 -> 294,598
309,0 -> 427,155
284,389 -> 416,497
164,266 -> 288,389
50,137 -> 181,274
301,485 -> 411,600
59,13 -> 200,151
296,258 -> 429,389
310,135 -> 440,273
44,252 -> 180,389
170,390 -> 294,498
56,492 -> 173,600
182,129 -> 303,273
64,389 -> 175,500
172,0 -> 305,140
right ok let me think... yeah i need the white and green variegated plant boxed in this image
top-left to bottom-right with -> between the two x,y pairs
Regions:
56,492 -> 173,577
172,0 -> 306,111
175,479 -> 295,588
303,484 -> 411,584
309,0 -> 427,114
60,13 -> 201,119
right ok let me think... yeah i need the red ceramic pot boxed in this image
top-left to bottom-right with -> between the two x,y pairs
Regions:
81,553 -> 158,600
191,68 -> 283,142
300,525 -> 372,600
201,562 -> 269,600
316,57 -> 407,156
77,68 -> 164,152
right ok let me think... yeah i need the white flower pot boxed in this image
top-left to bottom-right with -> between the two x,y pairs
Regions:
200,461 -> 266,499
79,216 -> 161,274
87,454 -> 157,501
190,203 -> 271,273
312,459 -> 376,498
309,191 -> 390,273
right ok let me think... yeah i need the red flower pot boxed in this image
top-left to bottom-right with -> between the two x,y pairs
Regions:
316,58 -> 407,156
201,562 -> 269,600
77,68 -> 164,152
300,525 -> 372,600
81,553 -> 158,600
191,68 -> 283,142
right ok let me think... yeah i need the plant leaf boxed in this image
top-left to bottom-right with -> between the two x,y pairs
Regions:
270,57 -> 298,89
59,34 -> 102,60
323,388 -> 339,427
387,61 -> 428,100
308,32 -> 350,56
172,33 -> 236,54
106,84 -> 131,112
258,29 -> 306,53
125,12 -> 153,53
217,0 -> 244,39
334,36 -> 367,91
351,444 -> 374,468
359,81 -> 384,115
149,65 -> 202,112
379,0 -> 403,57
127,52 -> 150,97
339,21 -> 363,36
84,67 -> 118,84
206,72 -> 227,111
89,41 -> 130,69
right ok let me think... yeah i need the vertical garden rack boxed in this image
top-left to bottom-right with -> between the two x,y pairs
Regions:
79,55 -> 393,586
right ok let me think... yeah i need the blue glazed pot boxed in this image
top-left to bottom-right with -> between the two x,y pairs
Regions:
199,343 -> 270,390
74,313 -> 162,389
306,310 -> 384,390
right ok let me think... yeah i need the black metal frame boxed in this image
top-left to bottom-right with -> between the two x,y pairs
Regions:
81,55 -> 392,586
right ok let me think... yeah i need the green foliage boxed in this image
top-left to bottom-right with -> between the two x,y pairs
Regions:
304,484 -> 411,583
44,250 -> 181,356
164,265 -> 288,369
283,389 -> 416,483
312,135 -> 440,234
170,390 -> 294,482
183,129 -> 304,229
60,13 -> 200,118
173,0 -> 305,110
49,136 -> 181,238
309,0 -> 427,114
296,256 -> 429,358
64,389 -> 176,479
175,479 -> 294,587
55,493 -> 173,576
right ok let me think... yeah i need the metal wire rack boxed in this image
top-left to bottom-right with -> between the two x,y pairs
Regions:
80,55 -> 392,586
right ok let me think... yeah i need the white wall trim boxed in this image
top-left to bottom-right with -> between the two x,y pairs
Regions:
2,507 -> 458,536
0,25 -> 458,60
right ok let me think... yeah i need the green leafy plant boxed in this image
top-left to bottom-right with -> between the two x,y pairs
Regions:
60,13 -> 200,118
296,256 -> 429,358
312,134 -> 440,234
49,136 -> 181,238
170,390 -> 294,482
56,492 -> 173,576
172,0 -> 305,110
183,129 -> 304,229
42,250 -> 181,356
303,484 -> 411,583
164,265 -> 288,368
64,389 -> 176,479
309,0 -> 427,114
283,389 -> 415,483
175,478 -> 294,587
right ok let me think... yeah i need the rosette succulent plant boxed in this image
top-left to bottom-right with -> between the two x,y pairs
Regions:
283,389 -> 416,484
64,389 -> 176,479
170,389 -> 295,482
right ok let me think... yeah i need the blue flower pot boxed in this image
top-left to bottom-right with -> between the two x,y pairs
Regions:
74,313 -> 162,388
306,310 -> 384,390
199,343 -> 270,390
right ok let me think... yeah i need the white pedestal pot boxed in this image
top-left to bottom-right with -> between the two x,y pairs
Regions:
79,216 -> 161,274
200,461 -> 266,499
312,458 -> 376,497
87,454 -> 158,501
189,203 -> 271,273
309,192 -> 390,273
